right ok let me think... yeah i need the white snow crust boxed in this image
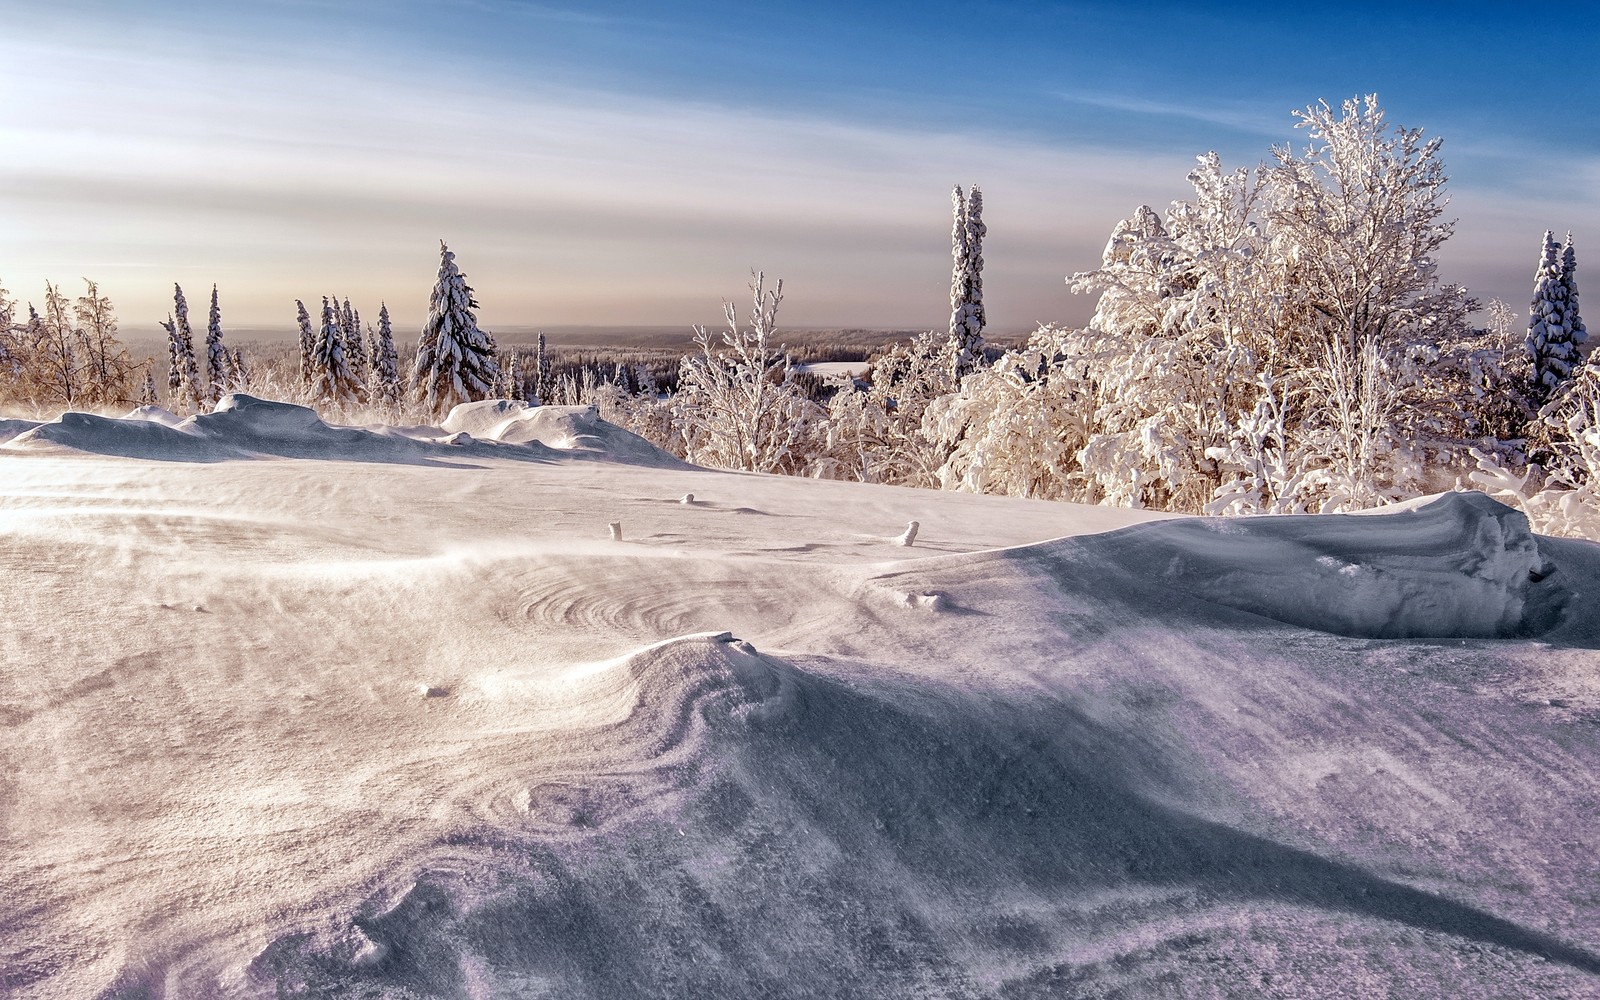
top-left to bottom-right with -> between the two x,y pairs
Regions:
2,407 -> 1599,999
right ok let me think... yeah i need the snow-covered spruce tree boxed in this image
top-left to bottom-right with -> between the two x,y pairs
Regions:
503,350 -> 526,402
170,284 -> 204,412
535,332 -> 552,404
204,285 -> 228,408
1562,233 -> 1587,360
949,184 -> 987,380
411,242 -> 501,418
368,303 -> 402,408
295,300 -> 316,387
312,296 -> 364,407
342,298 -> 368,379
1525,231 -> 1575,405
138,367 -> 158,407
672,271 -> 825,475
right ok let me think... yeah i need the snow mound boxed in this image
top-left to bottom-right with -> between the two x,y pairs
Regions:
123,405 -> 183,426
0,417 -> 42,443
450,402 -> 687,468
1095,491 -> 1551,639
4,410 -> 236,460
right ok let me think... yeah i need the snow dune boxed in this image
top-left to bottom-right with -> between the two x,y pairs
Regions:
2,403 -> 1598,998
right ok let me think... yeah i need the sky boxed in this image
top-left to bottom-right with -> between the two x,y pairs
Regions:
2,0 -> 1596,338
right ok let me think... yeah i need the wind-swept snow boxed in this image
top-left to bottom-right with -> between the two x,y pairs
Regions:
1,406 -> 1598,999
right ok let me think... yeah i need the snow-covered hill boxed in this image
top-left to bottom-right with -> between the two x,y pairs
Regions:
3,397 -> 1598,998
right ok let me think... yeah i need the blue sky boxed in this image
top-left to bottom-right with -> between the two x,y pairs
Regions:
2,0 -> 1595,334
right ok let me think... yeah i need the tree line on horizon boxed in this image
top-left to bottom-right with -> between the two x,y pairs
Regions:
0,95 -> 1591,535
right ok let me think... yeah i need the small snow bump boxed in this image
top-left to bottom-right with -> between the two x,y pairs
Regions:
711,631 -> 736,643
418,684 -> 449,698
679,493 -> 695,504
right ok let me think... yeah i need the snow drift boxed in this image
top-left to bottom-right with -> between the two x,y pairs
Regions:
1075,491 -> 1557,639
3,442 -> 1599,999
442,399 -> 687,468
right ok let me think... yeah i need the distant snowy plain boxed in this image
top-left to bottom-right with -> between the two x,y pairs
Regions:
3,396 -> 1599,998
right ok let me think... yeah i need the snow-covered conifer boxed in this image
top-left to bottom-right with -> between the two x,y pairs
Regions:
504,350 -> 525,401
411,242 -> 501,417
535,332 -> 552,404
1562,234 -> 1586,360
949,185 -> 987,380
1527,231 -> 1577,403
204,285 -> 227,408
295,300 -> 316,386
343,298 -> 368,378
312,296 -> 363,407
369,302 -> 402,406
163,285 -> 203,414
138,367 -> 158,406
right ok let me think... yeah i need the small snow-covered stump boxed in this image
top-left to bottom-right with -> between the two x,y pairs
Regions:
895,520 -> 920,547
608,521 -> 623,541
679,493 -> 695,505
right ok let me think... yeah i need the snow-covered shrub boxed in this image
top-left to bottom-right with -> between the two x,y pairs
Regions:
669,272 -> 826,476
816,332 -> 952,486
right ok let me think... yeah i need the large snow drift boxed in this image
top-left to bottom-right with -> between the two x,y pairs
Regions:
2,434 -> 1598,999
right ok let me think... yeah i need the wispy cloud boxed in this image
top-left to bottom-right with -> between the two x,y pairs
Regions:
1051,91 -> 1290,139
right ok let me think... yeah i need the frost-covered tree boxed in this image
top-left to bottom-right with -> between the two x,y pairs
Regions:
503,350 -> 526,401
138,367 -> 158,406
1267,95 -> 1472,358
32,282 -> 85,407
73,279 -> 137,408
817,332 -> 953,486
168,284 -> 203,413
411,242 -> 501,417
535,332 -> 552,404
673,271 -> 824,474
230,348 -> 251,393
1562,234 -> 1586,359
368,302 -> 402,407
949,184 -> 987,380
204,285 -> 228,408
295,299 -> 316,387
342,298 -> 368,379
1527,231 -> 1578,404
312,296 -> 363,406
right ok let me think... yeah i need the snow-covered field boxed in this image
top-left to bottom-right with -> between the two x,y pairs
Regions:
4,396 -> 1600,999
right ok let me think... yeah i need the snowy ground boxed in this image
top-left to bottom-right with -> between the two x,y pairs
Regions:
3,397 -> 1600,999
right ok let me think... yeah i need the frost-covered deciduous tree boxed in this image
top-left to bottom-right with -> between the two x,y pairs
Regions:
73,279 -> 137,409
1525,231 -> 1577,405
1267,95 -> 1472,359
672,271 -> 824,475
412,242 -> 501,417
204,285 -> 228,408
949,184 -> 987,380
32,282 -> 86,407
818,332 -> 953,486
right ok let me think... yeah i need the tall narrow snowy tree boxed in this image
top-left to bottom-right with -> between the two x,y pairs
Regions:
295,299 -> 316,387
138,367 -> 158,407
1528,230 -> 1577,403
205,285 -> 228,407
370,302 -> 402,406
949,184 -> 987,380
504,349 -> 526,402
411,242 -> 501,417
312,296 -> 363,406
171,284 -> 203,410
342,298 -> 368,379
535,332 -> 552,405
1561,233 -> 1586,362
